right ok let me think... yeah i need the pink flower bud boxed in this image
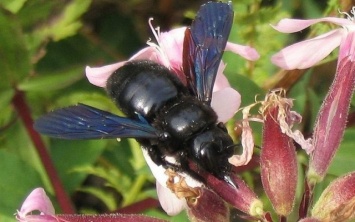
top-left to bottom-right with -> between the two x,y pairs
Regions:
187,161 -> 264,217
311,172 -> 355,222
308,32 -> 355,183
260,90 -> 298,216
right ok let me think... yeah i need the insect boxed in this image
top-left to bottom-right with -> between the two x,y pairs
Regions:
34,2 -> 237,188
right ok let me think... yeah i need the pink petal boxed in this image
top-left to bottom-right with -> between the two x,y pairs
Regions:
18,188 -> 55,220
212,62 -> 229,91
211,87 -> 241,123
339,31 -> 355,62
226,42 -> 260,61
159,27 -> 186,69
85,47 -> 159,88
156,182 -> 186,216
85,62 -> 126,87
130,46 -> 159,62
272,17 -> 353,33
271,29 -> 345,69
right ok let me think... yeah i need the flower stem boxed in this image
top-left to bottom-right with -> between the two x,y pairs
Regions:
299,179 -> 314,219
12,89 -> 75,213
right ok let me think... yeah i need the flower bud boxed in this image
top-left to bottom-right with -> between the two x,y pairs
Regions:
308,33 -> 355,184
260,90 -> 298,216
186,187 -> 230,222
187,160 -> 264,217
311,172 -> 355,222
308,61 -> 355,179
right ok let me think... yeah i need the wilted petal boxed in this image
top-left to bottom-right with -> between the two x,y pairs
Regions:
298,218 -> 321,222
271,17 -> 353,33
229,103 -> 257,167
226,42 -> 260,61
211,87 -> 241,123
271,29 -> 345,69
17,188 -> 55,221
85,62 -> 126,87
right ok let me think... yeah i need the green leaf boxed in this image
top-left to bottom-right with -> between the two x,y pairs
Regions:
0,0 -> 27,13
18,66 -> 84,91
0,150 -> 43,218
50,139 -> 107,193
328,128 -> 355,176
0,9 -> 31,87
0,88 -> 15,129
78,186 -> 118,211
35,0 -> 92,41
0,88 -> 14,108
226,73 -> 264,107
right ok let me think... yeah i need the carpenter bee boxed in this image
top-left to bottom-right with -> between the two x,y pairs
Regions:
34,2 -> 237,188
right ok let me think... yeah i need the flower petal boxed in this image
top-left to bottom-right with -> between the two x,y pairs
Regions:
130,46 -> 160,62
141,148 -> 202,215
85,62 -> 126,87
272,17 -> 353,33
156,181 -> 186,216
18,188 -> 55,220
213,62 -> 229,91
158,27 -> 186,69
339,31 -> 355,62
271,29 -> 345,69
229,121 -> 253,167
226,42 -> 260,61
211,87 -> 241,123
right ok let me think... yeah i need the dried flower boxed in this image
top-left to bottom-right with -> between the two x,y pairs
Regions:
259,90 -> 298,216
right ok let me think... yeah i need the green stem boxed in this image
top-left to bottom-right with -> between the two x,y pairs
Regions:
123,174 -> 148,206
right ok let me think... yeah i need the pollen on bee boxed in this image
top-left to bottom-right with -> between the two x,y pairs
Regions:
165,169 -> 200,205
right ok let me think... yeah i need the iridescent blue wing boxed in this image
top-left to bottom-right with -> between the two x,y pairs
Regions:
183,2 -> 233,104
34,103 -> 159,139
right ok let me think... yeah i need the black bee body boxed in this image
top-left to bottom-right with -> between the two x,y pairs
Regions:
107,60 -> 234,180
34,2 -> 237,187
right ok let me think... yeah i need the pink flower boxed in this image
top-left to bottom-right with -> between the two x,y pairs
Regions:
86,19 -> 259,87
271,8 -> 355,70
16,188 -> 57,222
